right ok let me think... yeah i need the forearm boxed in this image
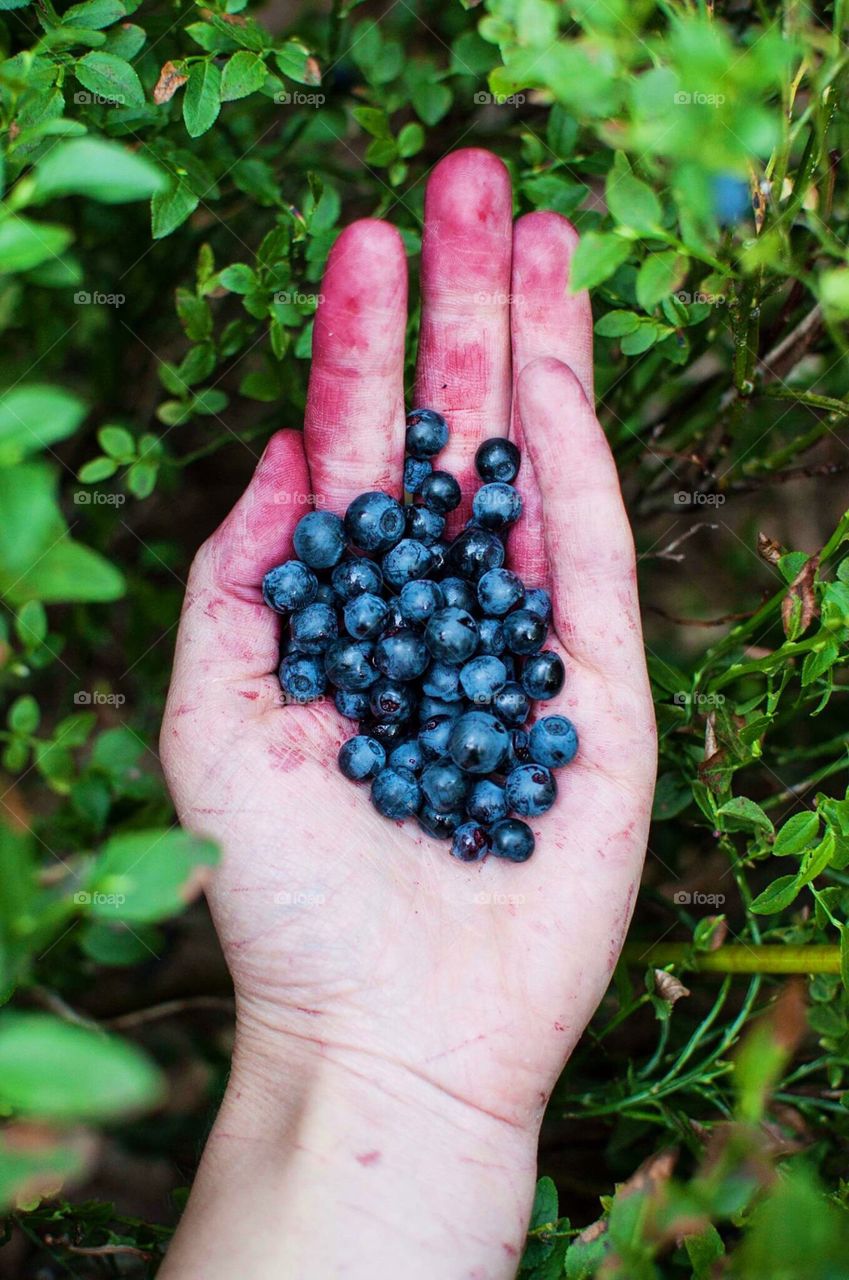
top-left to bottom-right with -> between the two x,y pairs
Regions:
159,1022 -> 539,1280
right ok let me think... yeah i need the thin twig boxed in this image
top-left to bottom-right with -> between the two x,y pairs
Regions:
105,995 -> 235,1029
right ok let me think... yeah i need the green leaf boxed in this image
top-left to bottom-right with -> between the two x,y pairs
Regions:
411,80 -> 451,125
219,263 -> 257,293
397,121 -> 424,158
98,424 -> 135,459
568,231 -> 630,292
8,696 -> 39,735
595,309 -> 640,337
219,50 -> 267,101
773,811 -> 820,857
0,217 -> 73,273
840,926 -> 849,996
151,181 -> 199,240
0,384 -> 86,458
636,251 -> 686,310
63,0 -> 125,28
0,1013 -> 162,1120
750,874 -> 802,915
78,456 -> 118,482
183,60 -> 221,137
81,920 -> 162,966
75,51 -> 144,107
717,796 -> 774,834
352,105 -> 390,138
15,539 -> 126,604
32,138 -> 166,203
606,162 -> 662,234
90,828 -> 219,922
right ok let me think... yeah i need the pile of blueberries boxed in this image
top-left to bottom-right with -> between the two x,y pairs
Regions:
261,409 -> 578,863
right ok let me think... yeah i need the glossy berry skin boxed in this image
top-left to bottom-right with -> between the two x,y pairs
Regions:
389,739 -> 425,775
440,577 -> 478,615
425,607 -> 479,663
314,583 -> 336,606
445,528 -> 505,582
451,821 -> 491,862
324,639 -> 378,691
338,735 -> 385,782
475,437 -> 521,484
360,718 -> 407,747
399,579 -> 442,624
418,696 -> 463,723
344,593 -> 388,641
477,568 -> 524,617
262,560 -> 317,613
421,761 -> 469,811
467,779 -> 508,825
332,557 -> 383,602
503,608 -> 548,655
371,767 -> 421,819
369,677 -> 415,724
279,653 -> 326,703
477,618 -> 506,656
405,408 -> 448,459
293,510 -> 346,570
448,711 -> 509,774
290,602 -> 338,654
504,729 -> 532,771
345,490 -> 406,554
421,471 -> 461,515
404,457 -> 432,494
490,818 -> 535,862
406,504 -> 445,546
492,681 -> 531,728
418,714 -> 454,760
505,763 -> 557,817
472,483 -> 523,532
422,661 -> 462,702
382,599 -> 405,632
428,542 -> 449,575
529,715 -> 578,767
334,689 -> 370,720
417,803 -> 464,840
459,655 -> 508,706
374,629 -> 430,682
523,586 -> 552,622
383,539 -> 433,589
522,651 -> 566,700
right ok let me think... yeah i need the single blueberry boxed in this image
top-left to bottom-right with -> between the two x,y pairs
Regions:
472,482 -> 522,532
418,714 -> 454,760
369,677 -> 415,724
338,735 -> 385,782
399,579 -> 443,624
418,696 -> 464,722
440,576 -> 478,614
421,470 -> 461,515
451,821 -> 491,862
505,763 -> 557,816
405,408 -> 449,459
290,602 -> 338,654
406,504 -> 445,546
448,711 -> 509,774
383,538 -> 434,589
374,629 -> 430,681
332,557 -> 383,601
506,729 -> 532,769
389,739 -> 425,775
467,778 -> 508,824
404,456 -> 432,494
421,761 -> 469,810
422,661 -> 462,701
492,681 -> 531,727
475,437 -> 521,484
262,560 -> 318,613
503,608 -> 548,655
293,510 -> 346,569
489,818 -> 535,861
279,653 -> 326,703
371,766 -> 421,819
324,639 -> 379,691
417,803 -> 464,840
522,651 -> 566,700
523,586 -> 552,622
425,607 -> 479,663
529,715 -> 578,768
335,689 -> 370,720
345,490 -> 406,554
445,527 -> 505,582
713,173 -> 751,226
459,655 -> 508,705
360,718 -> 408,747
477,618 -> 506,656
477,567 -> 524,617
344,592 -> 389,641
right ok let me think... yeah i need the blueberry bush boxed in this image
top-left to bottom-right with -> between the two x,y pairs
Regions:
2,0 -> 849,1274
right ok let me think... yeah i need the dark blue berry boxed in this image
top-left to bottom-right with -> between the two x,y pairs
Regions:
389,739 -> 425,774
345,491 -> 406,554
293,510 -> 346,569
417,803 -> 464,839
421,761 -> 469,810
338,735 -> 385,781
418,696 -> 464,722
492,682 -> 531,727
314,582 -> 336,605
440,577 -> 478,614
428,541 -> 449,575
332,557 -> 383,601
406,505 -> 445,546
448,711 -> 509,774
262,560 -> 317,613
374,629 -> 430,681
383,539 -> 433,589
335,689 -> 370,720
418,714 -> 454,760
445,527 -> 505,582
290,602 -> 337,653
477,568 -> 524,617
503,608 -> 547,655
523,587 -> 552,622
324,639 -> 378,691
490,818 -> 535,861
399,579 -> 442,624
406,408 -> 448,459
472,483 -> 522,532
459,655 -> 508,705
369,677 -> 415,724
467,779 -> 508,824
425,607 -> 479,663
506,729 -> 532,769
371,767 -> 421,818
505,763 -> 557,816
422,661 -> 462,701
477,618 -> 506,656
344,592 -> 389,640
451,821 -> 491,862
529,715 -> 578,767
383,599 -> 405,632
279,653 -> 326,703
522,651 -> 565,700
360,717 -> 407,747
404,456 -> 432,494
421,471 -> 461,515
475,437 -> 521,484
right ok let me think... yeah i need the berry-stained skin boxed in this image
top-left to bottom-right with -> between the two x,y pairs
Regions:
160,149 -> 657,1267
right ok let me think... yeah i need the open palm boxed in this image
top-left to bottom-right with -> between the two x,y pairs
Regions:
161,148 -> 656,1130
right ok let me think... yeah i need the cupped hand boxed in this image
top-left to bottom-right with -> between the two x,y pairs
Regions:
161,149 -> 656,1135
